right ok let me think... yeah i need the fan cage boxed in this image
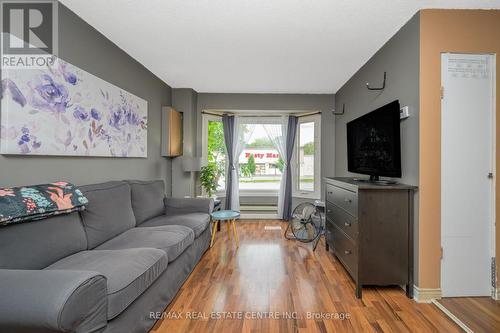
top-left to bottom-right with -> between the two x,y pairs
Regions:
285,202 -> 325,250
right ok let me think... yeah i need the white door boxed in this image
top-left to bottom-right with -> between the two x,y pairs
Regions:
441,53 -> 495,297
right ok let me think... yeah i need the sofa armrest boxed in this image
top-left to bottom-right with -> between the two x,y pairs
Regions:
0,269 -> 107,333
164,197 -> 214,215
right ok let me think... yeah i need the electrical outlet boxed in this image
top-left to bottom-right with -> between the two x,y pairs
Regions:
400,106 -> 410,119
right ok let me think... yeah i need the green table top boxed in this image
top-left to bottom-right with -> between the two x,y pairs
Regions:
211,210 -> 240,220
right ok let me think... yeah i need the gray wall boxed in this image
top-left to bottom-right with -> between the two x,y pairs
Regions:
171,88 -> 198,197
0,4 -> 172,189
196,93 -> 336,207
334,13 -> 420,283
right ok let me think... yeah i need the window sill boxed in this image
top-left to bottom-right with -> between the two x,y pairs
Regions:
214,190 -> 280,198
216,191 -> 319,199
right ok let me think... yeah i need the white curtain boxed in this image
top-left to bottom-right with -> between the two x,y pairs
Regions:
229,117 -> 255,212
264,116 -> 289,219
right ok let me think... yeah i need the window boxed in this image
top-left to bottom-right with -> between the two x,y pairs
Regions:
202,114 -> 226,193
202,113 -> 321,199
293,115 -> 321,199
238,121 -> 282,195
202,115 -> 284,197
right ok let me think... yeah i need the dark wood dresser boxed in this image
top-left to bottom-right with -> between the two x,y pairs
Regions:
324,177 -> 416,298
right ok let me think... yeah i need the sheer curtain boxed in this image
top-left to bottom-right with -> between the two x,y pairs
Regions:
223,115 -> 255,211
264,116 -> 288,219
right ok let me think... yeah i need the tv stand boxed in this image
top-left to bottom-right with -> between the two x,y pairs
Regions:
324,177 -> 416,298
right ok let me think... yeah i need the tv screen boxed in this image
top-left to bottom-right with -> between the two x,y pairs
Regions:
347,100 -> 401,179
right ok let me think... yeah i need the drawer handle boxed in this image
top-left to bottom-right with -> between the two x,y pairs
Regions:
328,191 -> 333,195
344,250 -> 352,255
344,222 -> 351,227
344,198 -> 352,203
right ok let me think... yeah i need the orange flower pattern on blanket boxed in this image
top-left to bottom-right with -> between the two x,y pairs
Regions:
47,186 -> 74,210
0,182 -> 88,226
0,189 -> 15,197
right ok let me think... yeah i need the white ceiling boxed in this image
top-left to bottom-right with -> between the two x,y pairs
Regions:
60,0 -> 500,94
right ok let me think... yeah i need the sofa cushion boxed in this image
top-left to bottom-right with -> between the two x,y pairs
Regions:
79,181 -> 136,249
0,212 -> 87,269
126,180 -> 166,225
96,225 -> 194,262
45,248 -> 167,320
139,213 -> 210,239
164,197 -> 214,215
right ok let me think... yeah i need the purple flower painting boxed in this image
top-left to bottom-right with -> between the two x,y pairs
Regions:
0,57 -> 148,157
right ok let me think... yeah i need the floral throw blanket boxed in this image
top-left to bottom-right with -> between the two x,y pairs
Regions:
0,182 -> 88,227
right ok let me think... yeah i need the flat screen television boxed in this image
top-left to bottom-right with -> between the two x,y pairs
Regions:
347,100 -> 401,181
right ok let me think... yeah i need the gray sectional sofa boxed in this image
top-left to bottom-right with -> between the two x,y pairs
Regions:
0,180 -> 214,333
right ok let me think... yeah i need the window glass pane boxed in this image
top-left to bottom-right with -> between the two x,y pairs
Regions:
299,122 -> 314,191
207,120 -> 225,190
238,124 -> 282,191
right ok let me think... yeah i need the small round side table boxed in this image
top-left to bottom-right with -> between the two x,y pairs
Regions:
210,210 -> 240,248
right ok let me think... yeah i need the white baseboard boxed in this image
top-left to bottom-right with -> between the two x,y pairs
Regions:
413,285 -> 442,303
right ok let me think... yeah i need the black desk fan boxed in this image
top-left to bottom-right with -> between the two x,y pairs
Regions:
284,202 -> 324,251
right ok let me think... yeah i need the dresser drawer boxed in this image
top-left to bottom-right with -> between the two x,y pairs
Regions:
326,184 -> 358,216
326,203 -> 358,241
333,224 -> 358,278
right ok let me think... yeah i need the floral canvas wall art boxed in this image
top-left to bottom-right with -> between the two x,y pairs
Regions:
0,57 -> 148,157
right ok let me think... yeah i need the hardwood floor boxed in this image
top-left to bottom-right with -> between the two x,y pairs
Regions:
151,220 -> 461,333
437,297 -> 500,333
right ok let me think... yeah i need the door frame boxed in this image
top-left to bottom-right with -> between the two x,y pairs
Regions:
440,52 -> 497,298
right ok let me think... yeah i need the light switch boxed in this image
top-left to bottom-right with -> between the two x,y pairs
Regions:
400,106 -> 410,119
